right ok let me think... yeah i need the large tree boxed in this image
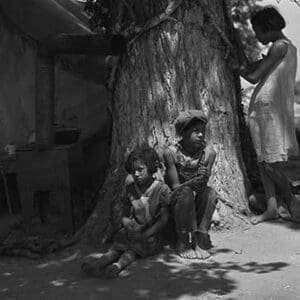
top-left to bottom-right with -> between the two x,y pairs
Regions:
78,0 -> 295,247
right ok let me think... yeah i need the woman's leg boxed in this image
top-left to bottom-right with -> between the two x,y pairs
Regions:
251,163 -> 278,225
264,163 -> 300,221
104,250 -> 137,278
248,193 -> 267,214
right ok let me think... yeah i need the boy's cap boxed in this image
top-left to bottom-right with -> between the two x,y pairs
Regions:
175,110 -> 207,134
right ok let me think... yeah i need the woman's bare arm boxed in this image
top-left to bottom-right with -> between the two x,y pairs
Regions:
240,41 -> 287,84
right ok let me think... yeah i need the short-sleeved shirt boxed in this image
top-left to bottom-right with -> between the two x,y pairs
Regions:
168,141 -> 206,183
124,179 -> 171,227
113,179 -> 171,257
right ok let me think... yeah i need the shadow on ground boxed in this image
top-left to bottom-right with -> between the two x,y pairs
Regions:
265,218 -> 300,231
0,248 -> 289,300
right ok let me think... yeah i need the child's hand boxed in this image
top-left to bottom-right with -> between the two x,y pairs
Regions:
197,166 -> 210,178
122,217 -> 143,232
128,231 -> 147,241
187,174 -> 209,192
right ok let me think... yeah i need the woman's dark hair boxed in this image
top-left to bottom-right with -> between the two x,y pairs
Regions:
251,6 -> 286,33
124,146 -> 162,175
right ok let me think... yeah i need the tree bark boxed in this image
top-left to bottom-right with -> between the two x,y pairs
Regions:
82,0 -> 249,247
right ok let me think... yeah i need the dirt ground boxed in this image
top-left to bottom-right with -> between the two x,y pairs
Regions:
0,219 -> 299,300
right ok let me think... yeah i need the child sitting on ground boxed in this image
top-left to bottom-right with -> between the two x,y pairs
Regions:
81,146 -> 171,278
163,110 -> 219,260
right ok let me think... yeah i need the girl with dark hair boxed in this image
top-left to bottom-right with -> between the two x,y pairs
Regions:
237,6 -> 300,224
81,146 -> 171,278
251,6 -> 286,34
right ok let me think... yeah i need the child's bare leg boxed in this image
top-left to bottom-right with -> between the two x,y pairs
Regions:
194,187 -> 218,257
81,249 -> 120,276
251,163 -> 278,225
104,250 -> 136,278
172,186 -> 204,259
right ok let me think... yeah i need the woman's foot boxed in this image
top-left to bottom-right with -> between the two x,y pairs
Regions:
104,263 -> 121,279
288,194 -> 300,220
250,209 -> 279,225
278,205 -> 300,223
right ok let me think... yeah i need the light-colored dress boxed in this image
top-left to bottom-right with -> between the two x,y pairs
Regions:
248,39 -> 299,163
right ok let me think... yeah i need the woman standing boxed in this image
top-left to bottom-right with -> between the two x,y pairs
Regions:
238,6 -> 300,224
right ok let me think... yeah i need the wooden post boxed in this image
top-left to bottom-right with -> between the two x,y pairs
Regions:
35,51 -> 55,147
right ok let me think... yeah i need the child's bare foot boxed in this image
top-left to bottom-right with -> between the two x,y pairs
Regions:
176,232 -> 203,259
250,209 -> 279,225
192,231 -> 211,260
194,245 -> 211,259
104,263 -> 121,279
176,242 -> 201,259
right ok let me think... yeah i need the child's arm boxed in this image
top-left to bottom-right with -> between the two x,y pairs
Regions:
129,184 -> 171,241
143,207 -> 169,238
239,41 -> 287,84
183,146 -> 216,192
163,148 -> 181,190
163,147 -> 209,191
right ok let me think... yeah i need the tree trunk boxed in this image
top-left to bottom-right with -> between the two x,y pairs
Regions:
82,0 -> 249,247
